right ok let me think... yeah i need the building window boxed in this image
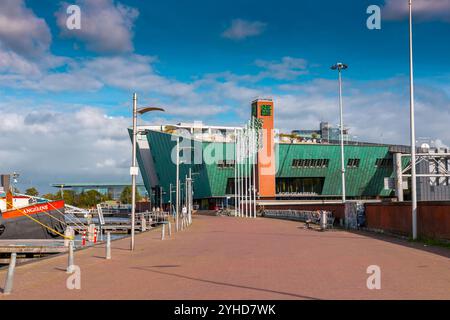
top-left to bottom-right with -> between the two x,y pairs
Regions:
292,159 -> 329,168
347,159 -> 360,168
276,177 -> 325,195
375,158 -> 393,168
218,160 -> 235,169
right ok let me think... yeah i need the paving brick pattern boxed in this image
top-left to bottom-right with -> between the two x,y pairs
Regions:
1,215 -> 449,300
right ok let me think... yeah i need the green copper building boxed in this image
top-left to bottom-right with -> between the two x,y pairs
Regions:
134,123 -> 415,209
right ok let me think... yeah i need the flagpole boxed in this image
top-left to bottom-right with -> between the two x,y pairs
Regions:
252,123 -> 257,218
234,129 -> 237,217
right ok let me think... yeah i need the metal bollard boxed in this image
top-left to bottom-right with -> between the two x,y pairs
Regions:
66,241 -> 75,274
168,221 -> 172,237
3,253 -> 17,295
141,217 -> 147,232
64,227 -> 74,247
161,224 -> 165,240
106,232 -> 111,260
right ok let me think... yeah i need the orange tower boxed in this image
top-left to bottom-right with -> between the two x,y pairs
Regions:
252,99 -> 276,199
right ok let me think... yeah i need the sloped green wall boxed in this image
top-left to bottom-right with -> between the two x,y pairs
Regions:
143,130 -> 402,200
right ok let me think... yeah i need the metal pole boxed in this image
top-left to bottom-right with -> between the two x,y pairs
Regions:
236,129 -> 240,217
66,240 -> 74,273
245,125 -> 249,218
243,128 -> 246,218
131,92 -> 138,251
234,129 -> 238,217
3,253 -> 16,295
338,70 -> 346,203
106,232 -> 111,260
240,129 -> 244,218
189,168 -> 192,224
176,136 -> 180,232
169,183 -> 172,216
252,126 -> 257,218
160,186 -> 163,210
185,174 -> 188,228
409,0 -> 418,240
394,153 -> 404,202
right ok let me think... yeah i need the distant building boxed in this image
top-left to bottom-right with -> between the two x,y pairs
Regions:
50,183 -> 147,201
292,122 -> 351,143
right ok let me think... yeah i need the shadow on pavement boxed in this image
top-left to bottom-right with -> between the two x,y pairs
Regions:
132,266 -> 320,300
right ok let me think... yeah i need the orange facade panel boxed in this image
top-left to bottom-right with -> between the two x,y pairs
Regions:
253,99 -> 276,198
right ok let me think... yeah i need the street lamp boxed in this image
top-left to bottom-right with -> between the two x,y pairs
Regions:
331,62 -> 348,203
408,0 -> 418,240
130,93 -> 165,251
175,140 -> 193,231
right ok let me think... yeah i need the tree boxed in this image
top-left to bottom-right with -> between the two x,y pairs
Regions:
25,187 -> 39,197
42,193 -> 57,201
79,190 -> 103,208
120,186 -> 142,204
62,190 -> 77,206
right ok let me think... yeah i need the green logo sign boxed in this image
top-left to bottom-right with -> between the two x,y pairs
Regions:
261,105 -> 272,116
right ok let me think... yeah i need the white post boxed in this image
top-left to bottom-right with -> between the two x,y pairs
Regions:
243,128 -> 246,218
338,70 -> 346,203
169,183 -> 172,217
176,136 -> 180,232
252,126 -> 257,218
3,253 -> 17,295
234,129 -> 238,217
161,224 -> 165,240
394,153 -> 404,202
237,129 -> 241,217
66,240 -> 74,273
246,124 -> 250,218
106,232 -> 111,260
409,0 -> 418,240
131,92 -> 138,251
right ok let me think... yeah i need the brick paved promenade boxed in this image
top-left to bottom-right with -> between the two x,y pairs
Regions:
1,215 -> 449,299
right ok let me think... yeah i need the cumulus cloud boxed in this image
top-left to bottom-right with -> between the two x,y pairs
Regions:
56,0 -> 139,54
222,19 -> 267,40
255,57 -> 308,80
383,0 -> 450,22
0,0 -> 52,57
0,103 -> 133,192
273,77 -> 450,146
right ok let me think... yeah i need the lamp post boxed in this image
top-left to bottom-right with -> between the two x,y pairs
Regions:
408,0 -> 418,240
130,93 -> 164,251
175,139 -> 193,231
331,63 -> 348,203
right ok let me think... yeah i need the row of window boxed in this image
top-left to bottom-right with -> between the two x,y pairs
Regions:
292,159 -> 329,168
291,158 -> 393,168
193,158 -> 393,169
217,160 -> 236,169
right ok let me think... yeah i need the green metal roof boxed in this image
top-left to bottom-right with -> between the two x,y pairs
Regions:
143,130 -> 409,201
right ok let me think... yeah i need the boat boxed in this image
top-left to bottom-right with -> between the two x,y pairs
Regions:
0,174 -> 66,240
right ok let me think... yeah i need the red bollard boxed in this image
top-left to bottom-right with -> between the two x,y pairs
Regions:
82,230 -> 86,246
93,227 -> 97,244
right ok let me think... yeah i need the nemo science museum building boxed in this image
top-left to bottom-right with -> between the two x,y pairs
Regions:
132,99 -> 449,210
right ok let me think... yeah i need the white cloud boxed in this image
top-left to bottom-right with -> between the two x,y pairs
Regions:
0,0 -> 52,57
222,19 -> 266,40
0,103 -> 133,192
56,0 -> 139,54
255,57 -> 308,80
383,0 -> 450,22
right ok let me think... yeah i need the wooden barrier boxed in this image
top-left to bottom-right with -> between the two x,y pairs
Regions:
365,202 -> 450,240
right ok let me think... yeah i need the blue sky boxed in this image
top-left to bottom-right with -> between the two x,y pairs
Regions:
0,0 -> 449,192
